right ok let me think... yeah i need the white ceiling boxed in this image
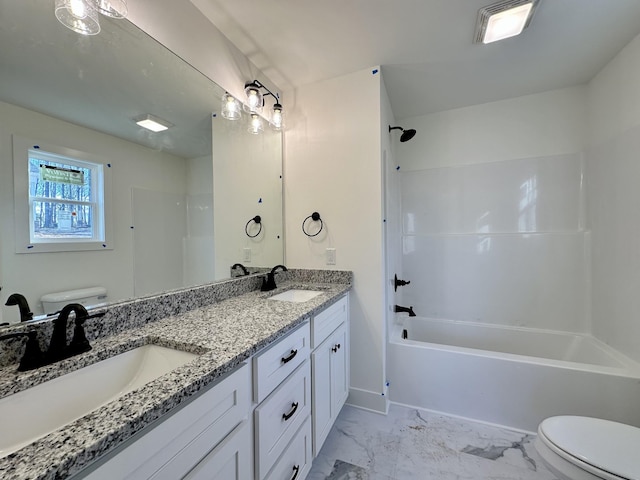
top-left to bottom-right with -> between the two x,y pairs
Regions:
191,0 -> 640,119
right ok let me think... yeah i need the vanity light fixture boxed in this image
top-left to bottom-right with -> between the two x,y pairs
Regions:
134,114 -> 173,132
221,92 -> 242,120
248,114 -> 264,135
243,79 -> 285,131
54,0 -> 101,36
474,0 -> 538,44
55,0 -> 128,36
244,81 -> 264,114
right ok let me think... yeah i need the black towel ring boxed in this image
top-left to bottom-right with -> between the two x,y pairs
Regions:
245,215 -> 262,238
302,212 -> 323,237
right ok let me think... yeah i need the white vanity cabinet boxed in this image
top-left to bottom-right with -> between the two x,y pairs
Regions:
310,295 -> 349,457
80,363 -> 252,480
72,291 -> 350,480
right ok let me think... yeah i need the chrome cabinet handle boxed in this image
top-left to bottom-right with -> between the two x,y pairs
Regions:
282,402 -> 299,421
281,349 -> 298,364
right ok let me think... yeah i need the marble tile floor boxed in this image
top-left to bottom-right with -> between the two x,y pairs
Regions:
307,404 -> 559,480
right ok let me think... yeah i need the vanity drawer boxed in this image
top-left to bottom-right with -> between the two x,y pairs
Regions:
82,363 -> 251,479
264,415 -> 312,480
311,295 -> 347,349
254,360 -> 311,480
253,322 -> 310,403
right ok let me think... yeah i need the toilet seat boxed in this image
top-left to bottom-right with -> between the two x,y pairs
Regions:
537,416 -> 640,480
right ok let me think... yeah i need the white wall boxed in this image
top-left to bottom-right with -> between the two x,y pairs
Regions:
396,87 -> 589,331
284,67 -> 387,412
184,154 -> 215,286
0,101 -> 188,320
399,87 -> 587,170
212,117 -> 283,279
586,33 -> 640,363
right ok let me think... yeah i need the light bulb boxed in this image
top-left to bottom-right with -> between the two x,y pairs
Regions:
70,0 -> 87,17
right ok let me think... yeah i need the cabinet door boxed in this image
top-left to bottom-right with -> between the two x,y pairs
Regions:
330,322 -> 348,415
311,335 -> 333,457
312,321 -> 349,457
182,420 -> 252,480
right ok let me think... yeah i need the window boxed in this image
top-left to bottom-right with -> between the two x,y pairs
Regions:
13,135 -> 112,253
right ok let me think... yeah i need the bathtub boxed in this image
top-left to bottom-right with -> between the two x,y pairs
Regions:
387,316 -> 640,432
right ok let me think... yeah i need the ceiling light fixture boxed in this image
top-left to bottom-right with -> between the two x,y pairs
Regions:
55,0 -> 128,36
242,79 -> 285,131
474,0 -> 538,44
134,114 -> 173,132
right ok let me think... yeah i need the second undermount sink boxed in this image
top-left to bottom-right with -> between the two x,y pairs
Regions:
0,344 -> 197,459
269,289 -> 323,303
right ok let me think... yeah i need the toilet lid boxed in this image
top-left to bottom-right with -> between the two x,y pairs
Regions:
539,416 -> 640,480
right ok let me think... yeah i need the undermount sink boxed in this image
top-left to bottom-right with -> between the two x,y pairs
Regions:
269,289 -> 323,303
0,344 -> 197,459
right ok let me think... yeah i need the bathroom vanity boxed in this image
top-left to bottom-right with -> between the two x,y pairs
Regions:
0,270 -> 351,480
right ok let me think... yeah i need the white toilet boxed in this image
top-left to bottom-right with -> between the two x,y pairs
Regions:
535,416 -> 640,480
40,287 -> 108,314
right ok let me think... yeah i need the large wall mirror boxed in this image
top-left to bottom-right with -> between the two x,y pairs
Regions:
0,0 -> 283,324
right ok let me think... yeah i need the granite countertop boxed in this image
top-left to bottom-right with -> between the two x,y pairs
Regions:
0,280 -> 350,480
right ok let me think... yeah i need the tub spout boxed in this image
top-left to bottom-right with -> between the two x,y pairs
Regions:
395,305 -> 416,317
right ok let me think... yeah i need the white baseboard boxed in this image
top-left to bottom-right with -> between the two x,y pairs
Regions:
346,387 -> 389,414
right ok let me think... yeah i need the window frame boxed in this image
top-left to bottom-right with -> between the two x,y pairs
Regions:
13,135 -> 113,254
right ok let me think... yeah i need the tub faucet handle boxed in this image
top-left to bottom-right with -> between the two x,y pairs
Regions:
394,275 -> 411,291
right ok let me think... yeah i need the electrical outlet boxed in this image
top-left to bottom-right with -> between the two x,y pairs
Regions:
243,248 -> 251,262
326,248 -> 336,265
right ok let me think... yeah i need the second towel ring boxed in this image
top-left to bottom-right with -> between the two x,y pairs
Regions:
245,215 -> 262,238
302,212 -> 323,237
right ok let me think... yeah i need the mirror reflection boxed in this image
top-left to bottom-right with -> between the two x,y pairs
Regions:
0,0 -> 283,325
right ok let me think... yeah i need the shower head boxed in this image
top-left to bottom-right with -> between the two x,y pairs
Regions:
389,125 -> 417,142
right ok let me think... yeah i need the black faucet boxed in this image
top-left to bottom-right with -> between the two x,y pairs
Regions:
0,331 -> 44,371
261,265 -> 288,291
47,303 -> 101,362
394,305 -> 416,317
5,293 -> 33,322
231,263 -> 250,276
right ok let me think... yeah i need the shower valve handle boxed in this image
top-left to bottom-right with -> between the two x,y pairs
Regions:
394,274 -> 411,291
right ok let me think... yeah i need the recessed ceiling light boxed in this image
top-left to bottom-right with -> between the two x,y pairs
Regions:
475,0 -> 538,44
133,113 -> 173,132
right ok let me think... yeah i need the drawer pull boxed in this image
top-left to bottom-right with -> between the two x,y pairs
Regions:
331,343 -> 341,352
282,402 -> 299,421
281,349 -> 298,364
290,465 -> 300,480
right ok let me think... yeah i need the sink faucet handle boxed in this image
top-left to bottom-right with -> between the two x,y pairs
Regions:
0,330 -> 44,371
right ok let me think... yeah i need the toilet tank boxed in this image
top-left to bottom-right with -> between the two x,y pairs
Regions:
40,287 -> 108,314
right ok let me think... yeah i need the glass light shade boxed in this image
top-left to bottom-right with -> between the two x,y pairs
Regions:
244,84 -> 263,113
55,0 -> 101,36
271,103 -> 284,130
248,114 -> 264,135
221,93 -> 242,120
483,3 -> 533,43
96,0 -> 128,18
